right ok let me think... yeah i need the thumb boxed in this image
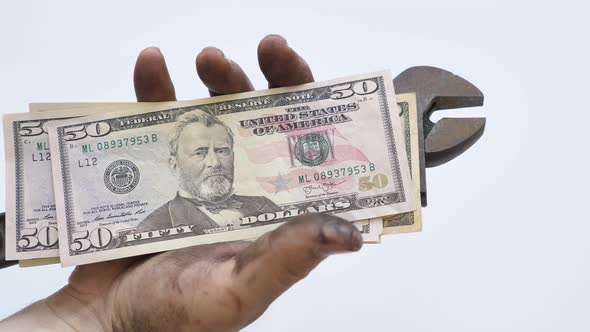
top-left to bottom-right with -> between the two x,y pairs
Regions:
230,213 -> 362,313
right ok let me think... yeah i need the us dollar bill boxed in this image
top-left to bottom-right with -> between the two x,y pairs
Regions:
48,71 -> 414,266
3,110 -> 95,260
381,93 -> 423,234
3,104 -> 175,260
19,257 -> 61,268
356,218 -> 383,243
353,93 -> 422,238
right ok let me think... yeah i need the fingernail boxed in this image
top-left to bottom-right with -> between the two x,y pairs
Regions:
140,46 -> 163,56
201,46 -> 227,60
266,34 -> 289,47
319,214 -> 363,252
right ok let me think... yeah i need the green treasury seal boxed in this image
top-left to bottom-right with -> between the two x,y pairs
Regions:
294,133 -> 330,166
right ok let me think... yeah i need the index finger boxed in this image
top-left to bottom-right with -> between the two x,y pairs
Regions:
134,47 -> 177,102
258,35 -> 315,88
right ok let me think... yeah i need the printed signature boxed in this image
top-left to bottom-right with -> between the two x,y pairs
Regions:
94,208 -> 146,222
303,180 -> 346,194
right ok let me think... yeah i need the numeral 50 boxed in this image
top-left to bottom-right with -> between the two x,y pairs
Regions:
18,121 -> 50,137
18,226 -> 58,249
63,122 -> 111,141
329,79 -> 379,99
358,174 -> 389,192
70,228 -> 113,252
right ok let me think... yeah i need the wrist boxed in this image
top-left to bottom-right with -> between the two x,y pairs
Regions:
0,298 -> 74,332
0,286 -> 110,332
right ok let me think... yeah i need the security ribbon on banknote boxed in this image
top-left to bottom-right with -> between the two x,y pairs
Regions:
45,70 -> 413,266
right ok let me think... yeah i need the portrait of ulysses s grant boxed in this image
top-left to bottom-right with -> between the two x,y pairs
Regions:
136,109 -> 279,233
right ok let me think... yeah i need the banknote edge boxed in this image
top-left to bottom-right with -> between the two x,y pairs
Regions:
383,93 -> 423,234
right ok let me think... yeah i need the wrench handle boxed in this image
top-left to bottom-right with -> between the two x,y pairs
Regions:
0,213 -> 18,269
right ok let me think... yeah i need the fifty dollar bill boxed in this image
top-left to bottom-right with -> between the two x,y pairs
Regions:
5,77 -> 416,263
3,103 -> 177,260
48,71 -> 414,266
382,92 -> 423,235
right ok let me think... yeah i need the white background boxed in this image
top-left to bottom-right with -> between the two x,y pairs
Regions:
1,1 -> 589,331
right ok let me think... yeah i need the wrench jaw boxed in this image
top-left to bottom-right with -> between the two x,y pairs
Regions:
424,94 -> 485,167
422,95 -> 484,136
425,117 -> 485,167
393,66 -> 486,206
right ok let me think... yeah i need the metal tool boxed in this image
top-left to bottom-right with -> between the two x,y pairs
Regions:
0,66 -> 485,269
0,213 -> 15,269
394,66 -> 486,206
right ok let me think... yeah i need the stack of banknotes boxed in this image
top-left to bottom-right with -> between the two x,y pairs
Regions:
3,71 -> 422,267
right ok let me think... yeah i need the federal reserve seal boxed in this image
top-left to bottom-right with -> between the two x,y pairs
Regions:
104,160 -> 140,194
294,133 -> 330,166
